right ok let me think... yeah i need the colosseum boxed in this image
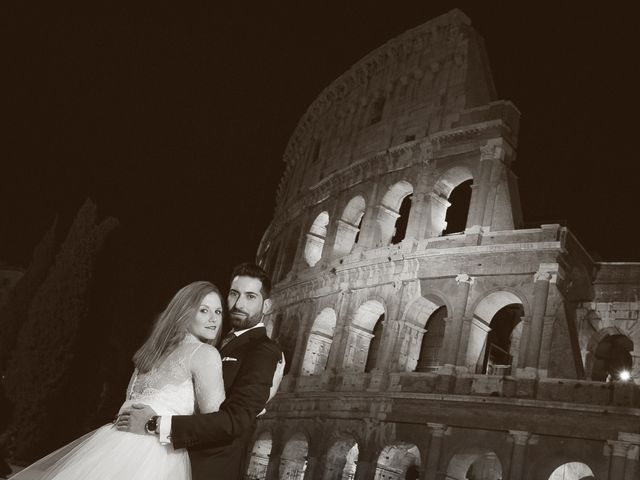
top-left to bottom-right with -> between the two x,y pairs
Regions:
246,9 -> 640,480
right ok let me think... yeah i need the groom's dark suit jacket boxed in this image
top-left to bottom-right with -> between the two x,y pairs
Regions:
171,326 -> 282,480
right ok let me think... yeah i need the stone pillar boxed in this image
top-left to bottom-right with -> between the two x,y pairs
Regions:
374,204 -> 401,247
522,270 -> 552,375
424,192 -> 450,238
440,274 -> 474,372
608,440 -> 629,480
356,189 -> 380,250
354,445 -> 378,480
422,423 -> 447,480
507,430 -> 530,480
289,301 -> 315,379
619,433 -> 640,480
466,138 -> 506,231
404,191 -> 428,240
265,453 -> 281,480
324,291 -> 354,374
303,455 -> 319,480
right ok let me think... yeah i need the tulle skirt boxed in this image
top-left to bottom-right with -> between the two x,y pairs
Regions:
10,423 -> 190,480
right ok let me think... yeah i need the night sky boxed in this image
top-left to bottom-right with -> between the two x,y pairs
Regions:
2,2 -> 639,333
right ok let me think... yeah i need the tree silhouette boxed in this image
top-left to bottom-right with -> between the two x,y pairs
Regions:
4,199 -> 118,461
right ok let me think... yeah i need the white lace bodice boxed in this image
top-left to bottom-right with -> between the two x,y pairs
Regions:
119,335 -> 225,416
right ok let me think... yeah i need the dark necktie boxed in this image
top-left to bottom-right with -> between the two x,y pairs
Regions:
220,331 -> 236,349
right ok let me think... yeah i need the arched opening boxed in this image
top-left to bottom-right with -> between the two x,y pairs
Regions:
481,304 -> 524,375
443,179 -> 473,235
591,334 -> 633,382
365,315 -> 385,373
304,211 -> 329,267
430,167 -> 473,238
378,181 -> 414,246
369,96 -> 386,125
469,291 -> 525,373
548,462 -> 594,480
345,301 -> 386,372
246,431 -> 272,479
301,308 -> 337,376
391,194 -> 413,244
415,306 -> 447,372
374,444 -> 421,480
322,438 -> 358,480
447,450 -> 502,480
334,196 -> 366,257
280,433 -> 308,480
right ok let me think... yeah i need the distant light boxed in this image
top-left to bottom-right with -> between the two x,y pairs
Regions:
618,370 -> 631,381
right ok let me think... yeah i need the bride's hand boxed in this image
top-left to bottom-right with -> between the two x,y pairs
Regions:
115,404 -> 157,435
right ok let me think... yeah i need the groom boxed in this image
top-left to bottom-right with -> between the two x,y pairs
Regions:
120,263 -> 284,479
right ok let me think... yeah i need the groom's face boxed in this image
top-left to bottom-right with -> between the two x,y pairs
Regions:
227,275 -> 272,331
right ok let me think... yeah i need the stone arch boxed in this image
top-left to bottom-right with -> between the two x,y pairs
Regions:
467,290 -> 527,373
585,326 -> 634,382
374,443 -> 421,480
398,295 -> 448,372
376,180 -> 414,246
322,434 -> 359,480
304,211 -> 330,267
429,166 -> 474,237
445,448 -> 503,480
280,432 -> 309,480
301,308 -> 337,376
547,462 -> 595,480
344,300 -> 386,372
246,430 -> 272,479
334,195 -> 367,257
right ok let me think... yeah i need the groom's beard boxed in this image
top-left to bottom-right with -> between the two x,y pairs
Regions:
229,308 -> 261,331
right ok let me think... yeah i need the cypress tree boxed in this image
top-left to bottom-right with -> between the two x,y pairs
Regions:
5,199 -> 118,461
0,217 -> 58,375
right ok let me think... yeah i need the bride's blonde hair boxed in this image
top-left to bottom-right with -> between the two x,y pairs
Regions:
133,281 -> 223,373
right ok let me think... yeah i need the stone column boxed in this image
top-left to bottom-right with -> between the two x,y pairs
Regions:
354,445 -> 378,480
440,274 -> 474,373
424,192 -> 450,238
265,453 -> 281,480
508,430 -> 530,480
404,191 -> 428,240
522,270 -> 552,375
608,440 -> 630,480
619,433 -> 640,480
303,455 -> 319,480
422,423 -> 447,480
467,138 -> 505,231
289,301 -> 315,379
324,291 -> 352,369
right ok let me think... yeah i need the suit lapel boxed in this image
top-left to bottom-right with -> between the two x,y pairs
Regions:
220,326 -> 267,356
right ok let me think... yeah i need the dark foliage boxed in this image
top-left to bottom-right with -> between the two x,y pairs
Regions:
4,199 -> 118,461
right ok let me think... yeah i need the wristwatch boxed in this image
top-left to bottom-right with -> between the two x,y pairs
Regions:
145,415 -> 160,435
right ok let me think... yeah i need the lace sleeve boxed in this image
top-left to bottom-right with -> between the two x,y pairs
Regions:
125,369 -> 138,400
190,344 -> 225,414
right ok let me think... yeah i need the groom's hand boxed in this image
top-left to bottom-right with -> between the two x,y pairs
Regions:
116,404 -> 157,435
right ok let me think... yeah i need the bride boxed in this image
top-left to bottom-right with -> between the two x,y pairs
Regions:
11,281 -> 226,480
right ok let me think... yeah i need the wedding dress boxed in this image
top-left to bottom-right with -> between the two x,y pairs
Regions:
11,334 -> 225,480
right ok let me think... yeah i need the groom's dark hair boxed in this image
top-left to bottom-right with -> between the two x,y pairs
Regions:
230,262 -> 272,298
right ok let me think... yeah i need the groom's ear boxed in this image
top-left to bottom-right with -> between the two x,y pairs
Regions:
262,298 -> 272,315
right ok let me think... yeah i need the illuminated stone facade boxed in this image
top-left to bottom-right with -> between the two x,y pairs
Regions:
248,10 -> 640,480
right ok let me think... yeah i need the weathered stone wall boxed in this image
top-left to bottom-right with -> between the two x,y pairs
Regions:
251,8 -> 640,480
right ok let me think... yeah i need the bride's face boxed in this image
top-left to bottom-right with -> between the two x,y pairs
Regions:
187,292 -> 223,342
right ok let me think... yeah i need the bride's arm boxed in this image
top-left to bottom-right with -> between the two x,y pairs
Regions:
190,344 -> 225,414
